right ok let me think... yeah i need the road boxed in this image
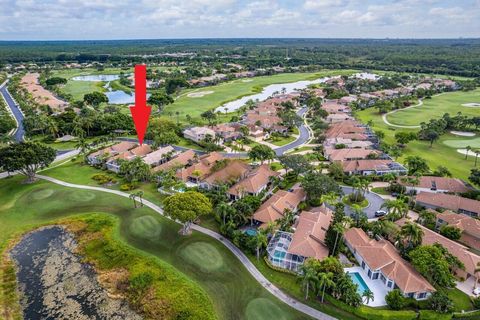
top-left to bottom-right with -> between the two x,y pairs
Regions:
274,106 -> 312,156
0,80 -> 25,142
341,186 -> 385,219
35,174 -> 335,320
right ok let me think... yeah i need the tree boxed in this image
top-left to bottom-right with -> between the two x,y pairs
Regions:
278,154 -> 312,178
119,157 -> 151,183
215,202 -> 235,225
469,168 -> 480,187
400,222 -> 424,249
385,289 -> 406,310
200,110 -> 217,125
428,291 -> 454,313
254,230 -> 268,261
409,244 -> 464,288
439,225 -> 462,240
302,172 -> 341,202
432,166 -> 452,177
395,131 -> 416,147
381,199 -> 408,221
83,91 -> 108,107
0,142 -> 56,183
147,92 -> 174,113
163,191 -> 212,235
248,145 -> 275,164
298,262 -> 319,300
362,289 -> 374,305
465,145 -> 472,159
318,271 -> 335,303
153,130 -> 179,147
425,129 -> 440,147
405,155 -> 430,175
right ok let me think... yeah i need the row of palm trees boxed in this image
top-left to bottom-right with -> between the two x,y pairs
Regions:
464,146 -> 480,167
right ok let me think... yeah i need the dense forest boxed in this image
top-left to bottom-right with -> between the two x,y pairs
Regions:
1,38 -> 480,77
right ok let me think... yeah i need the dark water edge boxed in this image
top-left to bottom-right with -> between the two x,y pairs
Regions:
10,226 -> 142,320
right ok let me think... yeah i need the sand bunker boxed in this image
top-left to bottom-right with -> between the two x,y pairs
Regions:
242,79 -> 253,82
450,131 -> 476,137
462,103 -> 480,107
457,149 -> 480,156
21,73 -> 68,112
187,90 -> 214,98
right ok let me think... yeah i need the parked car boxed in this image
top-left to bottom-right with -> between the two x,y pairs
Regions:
375,210 -> 387,217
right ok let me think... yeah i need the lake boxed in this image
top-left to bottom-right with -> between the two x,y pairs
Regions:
214,76 -> 337,113
71,74 -> 121,81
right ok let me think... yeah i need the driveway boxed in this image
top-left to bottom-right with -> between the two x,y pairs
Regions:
0,81 -> 25,142
341,186 -> 385,219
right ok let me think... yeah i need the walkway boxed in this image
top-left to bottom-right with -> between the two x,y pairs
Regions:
0,79 -> 25,142
35,174 -> 336,320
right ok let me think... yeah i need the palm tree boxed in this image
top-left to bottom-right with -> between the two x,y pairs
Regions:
475,150 -> 480,167
298,264 -> 319,300
129,193 -> 137,208
216,202 -> 234,225
362,289 -> 374,304
400,222 -> 424,249
331,217 -> 353,256
351,204 -> 366,227
381,199 -> 408,221
318,271 -> 335,303
135,191 -> 144,207
75,137 -> 89,156
82,116 -> 94,137
465,145 -> 472,160
255,231 -> 268,261
320,192 -> 339,206
46,118 -> 59,138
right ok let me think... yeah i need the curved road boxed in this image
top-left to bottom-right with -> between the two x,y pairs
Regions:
0,80 -> 25,142
341,186 -> 385,219
274,106 -> 311,156
36,174 -> 335,320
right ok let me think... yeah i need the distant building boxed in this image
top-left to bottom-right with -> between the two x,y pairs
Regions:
415,192 -> 480,217
436,210 -> 480,251
87,141 -> 137,165
106,144 -> 153,173
397,176 -> 471,194
183,126 -> 216,143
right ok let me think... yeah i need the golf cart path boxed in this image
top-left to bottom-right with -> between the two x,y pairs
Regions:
36,174 -> 335,320
382,93 -> 446,129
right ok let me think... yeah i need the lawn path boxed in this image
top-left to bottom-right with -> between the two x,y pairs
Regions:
36,174 -> 336,320
382,93 -> 446,128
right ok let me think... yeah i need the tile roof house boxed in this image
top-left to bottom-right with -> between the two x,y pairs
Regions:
397,218 -> 480,282
436,211 -> 480,251
87,141 -> 137,165
253,185 -> 306,226
142,146 -> 176,167
340,160 -> 407,176
183,126 -> 216,143
176,152 -> 224,183
344,227 -> 435,300
325,148 -> 381,162
322,101 -> 351,114
106,144 -> 153,173
325,113 -> 353,124
152,149 -> 196,173
324,138 -> 373,149
398,176 -> 471,194
200,160 -> 250,189
266,205 -> 333,272
415,192 -> 480,217
228,164 -> 280,200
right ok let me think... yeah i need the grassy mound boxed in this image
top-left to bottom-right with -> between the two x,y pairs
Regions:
30,188 -> 55,200
129,215 -> 162,239
246,298 -> 287,320
179,242 -> 224,273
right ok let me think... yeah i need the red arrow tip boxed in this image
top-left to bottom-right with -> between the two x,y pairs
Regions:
130,65 -> 151,145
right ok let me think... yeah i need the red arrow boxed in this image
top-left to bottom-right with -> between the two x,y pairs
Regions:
130,64 -> 151,145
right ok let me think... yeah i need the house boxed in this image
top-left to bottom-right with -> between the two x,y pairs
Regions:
210,124 -> 243,142
253,185 -> 306,226
266,205 -> 333,272
436,211 -> 480,251
200,160 -> 250,189
183,127 -> 216,143
228,164 -> 280,200
322,101 -> 351,114
340,160 -> 407,176
339,95 -> 358,105
106,144 -> 153,173
324,137 -> 373,149
325,113 -> 353,123
415,192 -> 480,217
397,219 -> 480,285
344,228 -> 435,300
247,124 -> 267,141
152,149 -> 196,173
398,176 -> 471,194
176,152 -> 224,184
325,120 -> 367,140
142,146 -> 176,167
87,141 -> 137,165
325,148 -> 381,162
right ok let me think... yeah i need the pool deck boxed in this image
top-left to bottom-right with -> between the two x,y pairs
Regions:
345,266 -> 389,307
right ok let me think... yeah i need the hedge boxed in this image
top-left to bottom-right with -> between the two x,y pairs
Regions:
453,310 -> 480,319
418,310 -> 452,320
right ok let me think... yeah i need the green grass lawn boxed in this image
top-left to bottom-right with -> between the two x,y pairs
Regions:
386,89 -> 480,126
0,176 -> 311,320
356,108 -> 480,181
165,70 -> 357,124
267,135 -> 297,146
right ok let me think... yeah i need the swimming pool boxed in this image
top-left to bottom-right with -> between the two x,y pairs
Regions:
244,229 -> 257,236
348,272 -> 370,294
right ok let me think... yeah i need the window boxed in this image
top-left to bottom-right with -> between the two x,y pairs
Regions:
361,261 -> 365,269
407,292 -> 414,298
418,292 -> 427,299
368,270 -> 372,278
388,281 -> 393,288
372,273 -> 379,280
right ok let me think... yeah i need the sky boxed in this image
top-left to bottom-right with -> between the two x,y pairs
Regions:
0,0 -> 479,40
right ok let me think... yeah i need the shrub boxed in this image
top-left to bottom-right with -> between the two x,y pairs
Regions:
120,183 -> 135,191
472,297 -> 480,309
91,173 -> 114,185
386,289 -> 406,310
428,291 -> 454,313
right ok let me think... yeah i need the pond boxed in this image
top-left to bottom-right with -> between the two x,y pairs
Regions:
10,226 -> 141,320
71,74 -> 121,82
214,76 -> 335,113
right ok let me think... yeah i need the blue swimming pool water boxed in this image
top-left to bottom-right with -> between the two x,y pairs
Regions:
273,250 -> 286,259
244,229 -> 257,236
348,272 -> 370,294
